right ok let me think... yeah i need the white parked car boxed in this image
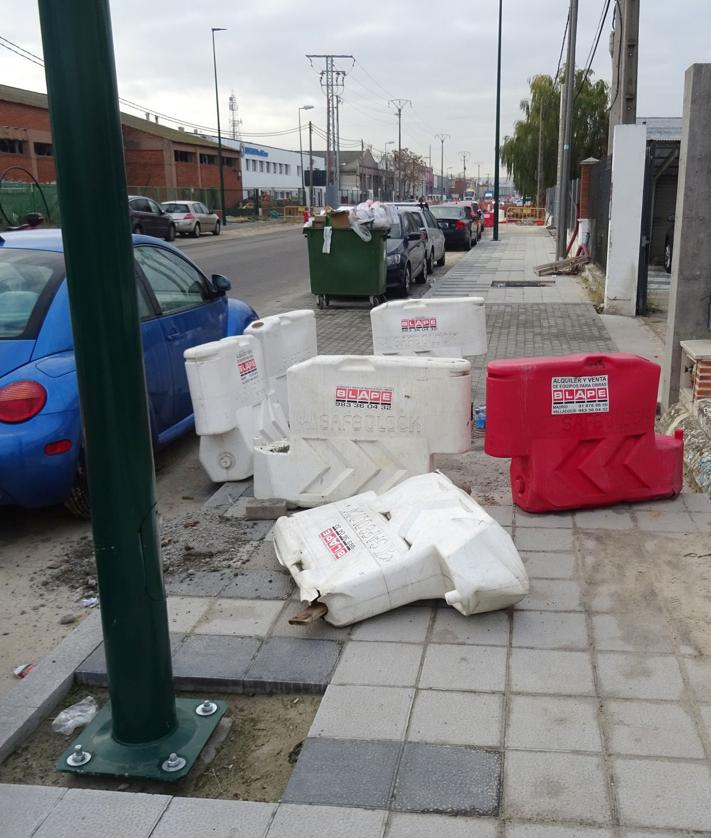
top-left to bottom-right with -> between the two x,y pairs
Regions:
161,201 -> 221,238
391,202 -> 446,273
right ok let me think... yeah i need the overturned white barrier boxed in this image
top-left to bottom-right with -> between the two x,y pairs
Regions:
370,297 -> 487,357
253,354 -> 472,506
273,472 -> 528,626
185,310 -> 317,482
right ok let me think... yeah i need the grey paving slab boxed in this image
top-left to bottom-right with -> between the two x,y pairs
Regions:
392,742 -> 501,815
521,551 -> 576,579
613,757 -> 711,831
596,652 -> 685,700
516,579 -> 583,612
171,634 -> 261,687
574,508 -> 635,530
33,788 -> 170,838
269,605 -> 350,641
509,648 -> 595,695
430,609 -> 510,646
682,492 -> 711,512
407,690 -> 503,747
683,655 -> 711,702
76,633 -> 185,686
310,685 -> 414,740
512,610 -> 588,650
167,595 -> 212,632
691,511 -> 711,530
591,613 -> 674,653
219,569 -> 294,600
203,479 -> 252,512
506,826 -> 613,837
193,598 -> 284,636
419,644 -> 507,692
386,812 -> 498,837
603,699 -> 705,758
483,504 -> 513,527
702,704 -> 711,738
504,751 -> 610,823
514,528 -> 574,552
349,605 -> 433,643
244,637 -> 341,692
635,509 -> 695,532
268,804 -> 386,838
0,784 -> 66,838
507,695 -> 602,752
332,641 -> 423,687
514,510 -> 574,528
282,738 -> 400,809
164,570 -> 228,597
152,797 -> 276,838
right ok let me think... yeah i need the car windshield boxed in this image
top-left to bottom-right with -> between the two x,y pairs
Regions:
430,206 -> 464,219
162,203 -> 190,213
0,248 -> 65,339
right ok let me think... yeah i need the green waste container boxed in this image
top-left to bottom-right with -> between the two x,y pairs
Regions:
304,225 -> 388,308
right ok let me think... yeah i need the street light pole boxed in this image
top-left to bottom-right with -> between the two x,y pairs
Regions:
435,133 -> 450,200
211,27 -> 227,226
384,140 -> 394,200
298,105 -> 314,207
557,0 -> 579,259
494,0 -> 503,241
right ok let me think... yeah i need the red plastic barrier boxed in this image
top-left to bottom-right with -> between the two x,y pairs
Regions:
485,353 -> 684,513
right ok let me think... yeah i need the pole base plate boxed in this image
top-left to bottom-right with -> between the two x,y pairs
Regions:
56,698 -> 226,781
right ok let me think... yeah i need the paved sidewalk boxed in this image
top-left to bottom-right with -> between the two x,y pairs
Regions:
2,225 -> 711,837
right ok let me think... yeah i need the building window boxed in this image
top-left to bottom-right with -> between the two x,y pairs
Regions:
0,138 -> 24,154
224,157 -> 236,168
297,165 -> 301,176
285,164 -> 290,175
199,153 -> 217,165
259,161 -> 264,173
33,142 -> 53,156
278,163 -> 283,174
174,150 -> 195,163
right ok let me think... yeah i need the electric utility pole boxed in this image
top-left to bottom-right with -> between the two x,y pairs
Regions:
435,133 -> 450,200
460,151 -> 470,191
608,0 -> 639,151
493,0 -> 503,241
389,98 -> 412,200
556,0 -> 579,259
306,54 -> 353,206
308,120 -> 313,213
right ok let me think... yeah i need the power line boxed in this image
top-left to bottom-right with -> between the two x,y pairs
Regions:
554,12 -> 570,83
576,0 -> 612,98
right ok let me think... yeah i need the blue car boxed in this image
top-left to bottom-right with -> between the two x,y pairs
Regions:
0,230 -> 257,514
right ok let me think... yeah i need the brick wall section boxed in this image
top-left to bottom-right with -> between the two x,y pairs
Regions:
579,160 -> 595,218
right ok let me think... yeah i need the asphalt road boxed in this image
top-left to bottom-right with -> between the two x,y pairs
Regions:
177,227 -> 311,317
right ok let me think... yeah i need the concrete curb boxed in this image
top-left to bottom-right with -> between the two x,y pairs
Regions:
0,611 -> 103,762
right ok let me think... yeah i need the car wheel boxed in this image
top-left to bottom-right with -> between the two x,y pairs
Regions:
400,264 -> 412,296
132,224 -> 143,235
165,223 -> 176,242
466,234 -> 472,250
436,250 -> 446,267
664,239 -> 672,273
472,232 -> 477,246
213,220 -> 221,236
191,222 -> 201,238
64,452 -> 91,519
422,250 -> 433,279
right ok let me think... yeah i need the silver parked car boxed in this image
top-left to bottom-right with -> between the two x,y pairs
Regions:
161,201 -> 221,238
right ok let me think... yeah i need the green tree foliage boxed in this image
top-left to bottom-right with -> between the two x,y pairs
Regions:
501,70 -> 609,201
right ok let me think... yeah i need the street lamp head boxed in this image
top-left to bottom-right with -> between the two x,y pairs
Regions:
300,105 -> 314,111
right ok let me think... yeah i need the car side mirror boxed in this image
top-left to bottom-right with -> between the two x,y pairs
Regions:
406,231 -> 420,242
211,274 -> 231,294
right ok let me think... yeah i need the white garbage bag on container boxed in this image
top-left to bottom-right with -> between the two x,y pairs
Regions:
273,471 -> 528,626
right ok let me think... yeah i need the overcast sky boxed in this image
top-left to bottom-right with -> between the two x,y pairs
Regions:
2,0 -> 710,178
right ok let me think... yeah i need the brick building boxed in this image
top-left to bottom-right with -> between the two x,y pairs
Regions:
0,84 -> 242,208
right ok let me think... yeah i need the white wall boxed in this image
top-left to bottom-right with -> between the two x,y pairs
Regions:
604,124 -> 647,316
233,141 -> 324,194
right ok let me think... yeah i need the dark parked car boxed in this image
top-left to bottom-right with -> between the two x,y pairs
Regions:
664,215 -> 675,273
385,209 -> 427,295
456,201 -> 483,240
129,195 -> 176,241
430,205 -> 475,250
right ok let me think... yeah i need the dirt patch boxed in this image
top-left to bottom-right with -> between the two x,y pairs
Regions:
0,685 -> 319,801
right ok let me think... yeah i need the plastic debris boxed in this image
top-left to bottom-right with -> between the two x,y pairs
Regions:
13,663 -> 34,679
273,471 -> 528,626
81,596 -> 99,608
51,695 -> 98,736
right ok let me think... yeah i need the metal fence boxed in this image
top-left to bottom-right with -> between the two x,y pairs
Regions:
587,156 -> 612,269
0,180 -> 61,226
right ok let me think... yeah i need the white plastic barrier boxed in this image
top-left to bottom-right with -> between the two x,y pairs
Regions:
253,354 -> 472,506
273,472 -> 528,626
185,309 -> 318,483
185,335 -> 288,482
370,297 -> 487,357
245,310 -> 317,417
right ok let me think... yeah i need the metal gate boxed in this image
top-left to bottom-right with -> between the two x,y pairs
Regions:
636,143 -> 655,315
588,156 -> 612,269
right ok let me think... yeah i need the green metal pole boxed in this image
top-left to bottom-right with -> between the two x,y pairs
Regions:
493,0 -> 503,241
212,28 -> 227,226
38,0 -> 176,745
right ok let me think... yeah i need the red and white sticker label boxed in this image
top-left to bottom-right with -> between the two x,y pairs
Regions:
551,375 -> 609,414
318,524 -> 354,560
237,353 -> 258,381
401,317 -> 437,332
335,386 -> 393,409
